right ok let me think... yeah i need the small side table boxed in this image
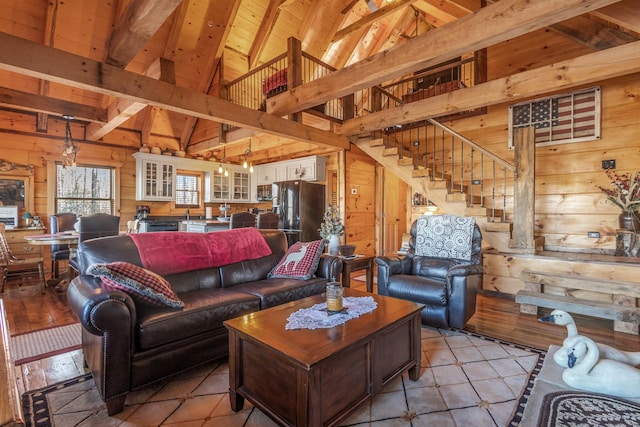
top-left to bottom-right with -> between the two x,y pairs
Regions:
341,255 -> 375,292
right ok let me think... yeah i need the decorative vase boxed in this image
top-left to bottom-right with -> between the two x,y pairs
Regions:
618,211 -> 640,232
327,234 -> 340,255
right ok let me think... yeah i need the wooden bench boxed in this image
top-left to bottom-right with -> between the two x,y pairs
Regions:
0,300 -> 24,426
515,269 -> 640,334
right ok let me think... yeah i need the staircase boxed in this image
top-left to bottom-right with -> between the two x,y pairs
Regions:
354,118 -> 517,253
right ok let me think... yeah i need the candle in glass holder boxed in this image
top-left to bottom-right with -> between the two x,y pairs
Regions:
326,281 -> 343,313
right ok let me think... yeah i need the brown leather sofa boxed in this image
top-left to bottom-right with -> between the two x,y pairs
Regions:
66,229 -> 342,415
375,219 -> 483,329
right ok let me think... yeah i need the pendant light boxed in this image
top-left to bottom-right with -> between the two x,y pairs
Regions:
61,115 -> 79,168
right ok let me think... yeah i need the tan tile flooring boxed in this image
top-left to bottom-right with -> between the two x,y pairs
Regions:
25,325 -> 541,426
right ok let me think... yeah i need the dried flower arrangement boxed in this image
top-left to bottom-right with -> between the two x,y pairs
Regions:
597,169 -> 640,213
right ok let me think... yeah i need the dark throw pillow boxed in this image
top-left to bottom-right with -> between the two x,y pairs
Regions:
268,239 -> 326,280
87,261 -> 184,308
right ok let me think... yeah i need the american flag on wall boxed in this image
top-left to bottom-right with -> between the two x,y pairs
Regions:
511,88 -> 599,146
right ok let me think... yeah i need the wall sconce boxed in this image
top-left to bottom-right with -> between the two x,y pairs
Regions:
61,115 -> 78,168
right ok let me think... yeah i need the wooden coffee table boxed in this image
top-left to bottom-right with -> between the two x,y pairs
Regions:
224,288 -> 424,427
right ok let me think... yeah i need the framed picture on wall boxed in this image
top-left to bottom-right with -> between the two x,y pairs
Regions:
0,205 -> 19,229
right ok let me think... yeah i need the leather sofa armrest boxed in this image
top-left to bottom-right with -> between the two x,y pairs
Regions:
66,275 -> 137,336
447,264 -> 483,278
375,256 -> 411,295
316,254 -> 343,281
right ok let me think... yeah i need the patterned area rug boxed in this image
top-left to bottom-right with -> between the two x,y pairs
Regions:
511,345 -> 640,427
21,327 -> 545,426
11,323 -> 82,365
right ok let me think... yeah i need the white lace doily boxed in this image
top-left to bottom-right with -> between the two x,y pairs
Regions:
285,296 -> 377,330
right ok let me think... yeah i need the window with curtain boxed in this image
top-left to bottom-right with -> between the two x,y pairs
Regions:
508,87 -> 600,149
55,163 -> 115,215
175,171 -> 202,207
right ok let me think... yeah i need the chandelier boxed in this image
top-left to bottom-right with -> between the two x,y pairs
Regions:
61,115 -> 78,168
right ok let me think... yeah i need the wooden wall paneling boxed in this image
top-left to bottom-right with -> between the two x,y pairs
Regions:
345,146 -> 376,256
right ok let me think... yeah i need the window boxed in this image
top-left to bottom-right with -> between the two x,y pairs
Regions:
175,171 -> 202,207
508,87 -> 600,149
56,164 -> 115,215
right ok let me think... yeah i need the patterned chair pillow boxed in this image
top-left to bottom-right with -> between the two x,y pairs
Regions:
87,262 -> 184,308
268,239 -> 326,280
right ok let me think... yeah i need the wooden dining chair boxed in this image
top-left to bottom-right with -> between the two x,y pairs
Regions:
0,224 -> 47,294
229,212 -> 256,229
68,213 -> 120,278
49,213 -> 77,280
257,212 -> 280,229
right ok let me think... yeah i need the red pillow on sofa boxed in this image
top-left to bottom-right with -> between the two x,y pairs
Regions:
267,239 -> 325,280
87,262 -> 184,308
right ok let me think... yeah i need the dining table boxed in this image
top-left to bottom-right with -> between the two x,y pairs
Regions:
24,231 -> 79,290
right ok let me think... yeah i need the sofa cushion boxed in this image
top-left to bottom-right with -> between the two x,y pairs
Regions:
135,288 -> 260,349
87,262 -> 184,308
231,277 -> 328,309
268,239 -> 325,280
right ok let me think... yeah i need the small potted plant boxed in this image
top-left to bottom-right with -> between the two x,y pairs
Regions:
319,205 -> 344,255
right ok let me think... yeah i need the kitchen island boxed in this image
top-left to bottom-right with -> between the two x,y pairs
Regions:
183,219 -> 230,233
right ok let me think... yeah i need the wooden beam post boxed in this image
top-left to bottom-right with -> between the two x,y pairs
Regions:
512,127 -> 535,250
287,37 -> 302,123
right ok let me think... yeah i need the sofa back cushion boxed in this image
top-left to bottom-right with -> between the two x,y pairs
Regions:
220,230 -> 288,288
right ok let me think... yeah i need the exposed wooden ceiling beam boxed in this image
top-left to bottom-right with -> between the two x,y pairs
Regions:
248,0 -> 285,69
336,40 -> 640,135
0,32 -> 350,151
86,58 -> 175,140
105,0 -> 182,68
591,0 -> 640,34
550,15 -> 638,50
0,87 -> 107,123
267,0 -> 624,117
332,0 -> 418,42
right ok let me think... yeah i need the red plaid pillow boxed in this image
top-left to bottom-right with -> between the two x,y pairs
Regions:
268,239 -> 325,280
87,262 -> 184,308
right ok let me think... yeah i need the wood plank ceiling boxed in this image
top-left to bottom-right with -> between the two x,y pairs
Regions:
0,0 -> 638,165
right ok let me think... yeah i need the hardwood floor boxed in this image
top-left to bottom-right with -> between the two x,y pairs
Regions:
2,274 -> 639,396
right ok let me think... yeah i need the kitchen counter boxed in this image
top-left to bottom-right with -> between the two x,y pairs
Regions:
182,219 -> 229,233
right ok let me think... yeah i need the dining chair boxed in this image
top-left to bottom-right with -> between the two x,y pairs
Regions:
0,223 -> 47,294
69,213 -> 120,278
229,212 -> 256,229
256,212 -> 279,229
49,213 -> 77,280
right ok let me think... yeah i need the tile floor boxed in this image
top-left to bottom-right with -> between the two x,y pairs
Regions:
28,326 -> 542,426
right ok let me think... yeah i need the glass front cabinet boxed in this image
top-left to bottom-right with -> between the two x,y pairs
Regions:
134,153 -> 175,201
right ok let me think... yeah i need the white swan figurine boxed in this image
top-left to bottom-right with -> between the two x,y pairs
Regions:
562,335 -> 640,398
539,309 -> 640,368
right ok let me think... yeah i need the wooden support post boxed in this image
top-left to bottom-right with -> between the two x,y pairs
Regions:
287,37 -> 302,123
512,127 -> 536,250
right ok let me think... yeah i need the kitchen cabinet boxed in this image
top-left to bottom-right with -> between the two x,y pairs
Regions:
254,164 -> 278,185
284,156 -> 327,182
133,153 -> 175,201
210,165 -> 252,202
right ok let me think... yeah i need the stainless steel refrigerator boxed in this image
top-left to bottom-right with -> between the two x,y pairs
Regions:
275,180 -> 325,245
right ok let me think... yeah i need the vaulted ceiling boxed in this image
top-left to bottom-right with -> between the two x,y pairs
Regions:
0,0 -> 639,165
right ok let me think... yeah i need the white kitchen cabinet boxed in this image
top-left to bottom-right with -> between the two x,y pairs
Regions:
284,156 -> 327,182
210,165 -> 252,202
133,153 -> 175,201
211,169 -> 230,201
254,164 -> 277,185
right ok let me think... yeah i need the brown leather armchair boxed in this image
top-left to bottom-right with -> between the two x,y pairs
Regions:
375,216 -> 483,329
49,213 -> 77,279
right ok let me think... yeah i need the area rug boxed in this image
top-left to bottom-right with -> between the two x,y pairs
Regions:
22,327 -> 544,426
11,323 -> 82,365
510,345 -> 640,427
23,327 -> 545,427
